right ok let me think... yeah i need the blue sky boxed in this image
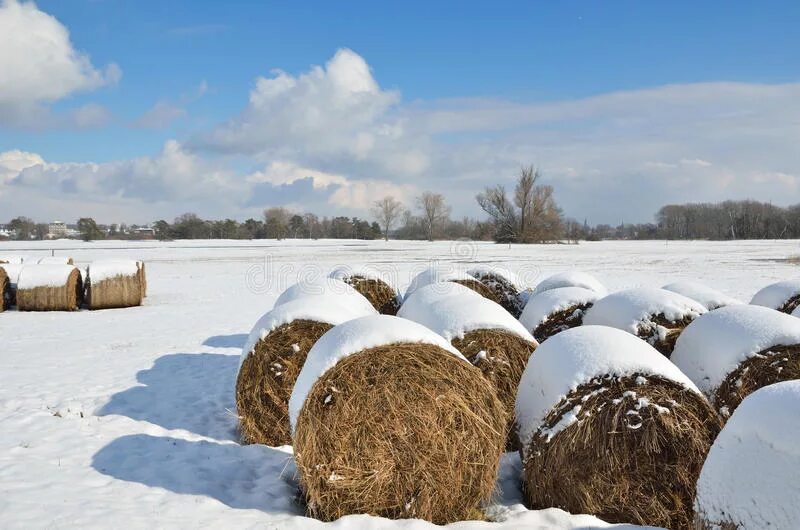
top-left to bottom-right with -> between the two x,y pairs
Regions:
1,0 -> 799,224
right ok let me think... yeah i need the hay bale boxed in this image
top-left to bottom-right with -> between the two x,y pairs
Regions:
672,304 -> 800,417
467,265 -> 526,317
0,267 -> 9,312
662,280 -> 742,310
519,286 -> 599,341
0,263 -> 24,306
289,315 -> 506,524
37,256 -> 74,265
329,265 -> 400,315
16,264 -> 83,311
0,255 -> 25,264
398,281 -> 536,450
750,279 -> 800,313
404,264 -> 506,306
274,277 -> 375,314
86,260 -> 143,310
516,326 -> 722,530
236,296 -> 377,446
583,287 -> 706,357
137,261 -> 147,298
532,271 -> 607,297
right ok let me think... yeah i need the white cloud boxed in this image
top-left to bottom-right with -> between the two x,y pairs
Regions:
132,102 -> 187,129
0,0 -> 120,127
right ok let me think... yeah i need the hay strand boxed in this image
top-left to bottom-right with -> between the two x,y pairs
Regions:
341,275 -> 399,315
17,266 -> 82,311
294,342 -> 506,524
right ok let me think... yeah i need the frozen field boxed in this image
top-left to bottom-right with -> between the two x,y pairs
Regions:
1,238 -> 798,529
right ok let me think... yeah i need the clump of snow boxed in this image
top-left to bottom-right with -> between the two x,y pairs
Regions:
17,264 -> 78,289
515,325 -> 701,455
695,380 -> 800,529
273,277 -> 375,314
240,295 -> 377,370
398,281 -> 535,342
0,263 -> 25,288
289,315 -> 466,431
0,255 -> 26,264
532,271 -> 607,296
466,265 -> 523,289
662,281 -> 742,310
519,287 -> 599,333
37,256 -> 73,265
403,264 -> 476,300
329,264 -> 388,284
671,305 -> 800,396
750,279 -> 800,310
87,260 -> 140,283
583,287 -> 706,334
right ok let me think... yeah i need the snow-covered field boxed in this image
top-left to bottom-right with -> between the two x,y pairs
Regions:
1,238 -> 798,529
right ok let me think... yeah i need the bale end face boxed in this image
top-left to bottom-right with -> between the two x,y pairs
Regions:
470,273 -> 524,317
636,313 -> 696,357
523,374 -> 722,530
294,342 -> 506,525
778,294 -> 800,314
533,302 -> 593,342
450,278 -> 505,307
0,269 -> 9,311
342,275 -> 399,315
236,319 -> 333,446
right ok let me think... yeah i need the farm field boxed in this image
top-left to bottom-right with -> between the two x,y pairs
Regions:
1,238 -> 798,529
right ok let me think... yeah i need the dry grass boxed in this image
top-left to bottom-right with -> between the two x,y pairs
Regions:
713,344 -> 800,417
777,293 -> 800,314
533,303 -> 594,342
452,328 -> 536,451
451,278 -> 504,306
636,313 -> 696,357
17,268 -> 83,311
137,261 -> 147,299
86,274 -> 142,310
0,268 -> 8,311
341,275 -> 399,315
469,272 -> 524,317
294,342 -> 506,524
523,374 -> 722,530
236,319 -> 333,446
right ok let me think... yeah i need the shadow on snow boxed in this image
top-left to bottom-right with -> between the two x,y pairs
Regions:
202,333 -> 249,349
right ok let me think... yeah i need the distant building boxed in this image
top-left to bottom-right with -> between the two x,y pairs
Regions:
132,226 -> 155,238
0,225 -> 11,239
48,220 -> 68,238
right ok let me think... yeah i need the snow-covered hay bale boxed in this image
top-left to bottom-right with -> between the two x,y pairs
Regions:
85,260 -> 142,310
520,286 -> 599,341
583,287 -> 706,357
236,296 -> 377,446
516,326 -> 722,530
37,256 -> 74,265
750,279 -> 800,314
16,265 -> 83,311
532,271 -> 607,297
672,304 -> 800,417
0,267 -> 9,311
0,255 -> 25,264
467,265 -> 525,317
662,281 -> 741,310
694,380 -> 800,530
404,265 -> 503,306
0,263 -> 24,306
274,277 -> 375,314
399,281 -> 536,449
289,315 -> 506,524
329,265 -> 400,315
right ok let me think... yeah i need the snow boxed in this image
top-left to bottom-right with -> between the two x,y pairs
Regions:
274,277 -> 375,314
16,264 -> 78,289
87,260 -> 141,283
519,287 -> 599,333
403,264 -> 477,300
466,265 -> 524,289
532,271 -> 607,296
662,281 -> 742,310
515,325 -> 701,455
329,264 -> 389,284
750,279 -> 800,310
583,287 -> 706,334
695,380 -> 800,529
671,304 -> 800,396
0,255 -> 26,264
240,296 -> 378,368
398,282 -> 535,342
37,256 -> 73,265
0,263 -> 25,287
288,315 -> 465,431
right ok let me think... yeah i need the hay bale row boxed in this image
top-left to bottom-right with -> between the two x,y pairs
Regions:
85,260 -> 143,310
519,286 -> 599,341
16,264 -> 83,311
516,326 -> 722,530
289,315 -> 505,524
329,265 -> 400,315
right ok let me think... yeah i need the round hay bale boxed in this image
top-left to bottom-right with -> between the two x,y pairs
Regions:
750,279 -> 800,314
467,265 -> 525,317
274,277 -> 375,314
0,263 -> 24,306
329,265 -> 400,315
516,326 -> 722,530
0,267 -> 9,311
289,315 -> 506,524
398,281 -> 536,450
16,264 -> 83,311
532,271 -> 607,297
662,280 -> 741,310
86,260 -> 143,310
37,256 -> 74,265
583,287 -> 706,357
404,264 -> 501,305
236,296 -> 377,446
519,286 -> 599,341
695,380 -> 800,529
0,255 -> 26,264
672,304 -> 800,417
137,261 -> 147,298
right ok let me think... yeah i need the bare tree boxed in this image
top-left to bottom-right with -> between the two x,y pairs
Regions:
514,165 -> 539,239
371,196 -> 404,241
416,192 -> 451,241
476,185 -> 518,242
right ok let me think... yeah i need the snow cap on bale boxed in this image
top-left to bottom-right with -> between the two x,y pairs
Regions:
328,265 -> 401,315
403,264 -> 490,300
0,263 -> 23,288
519,286 -> 599,339
695,380 -> 800,529
662,281 -> 742,310
274,277 -> 374,314
466,264 -> 522,289
532,271 -> 607,296
750,279 -> 800,313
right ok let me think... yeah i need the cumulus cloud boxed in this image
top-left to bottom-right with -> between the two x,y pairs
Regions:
0,0 -> 120,127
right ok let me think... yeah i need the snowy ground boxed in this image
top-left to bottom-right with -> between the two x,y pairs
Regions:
1,238 -> 798,529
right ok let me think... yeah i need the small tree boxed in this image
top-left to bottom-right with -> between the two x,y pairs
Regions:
8,216 -> 35,240
416,192 -> 450,241
77,217 -> 104,241
153,220 -> 172,241
371,195 -> 403,241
